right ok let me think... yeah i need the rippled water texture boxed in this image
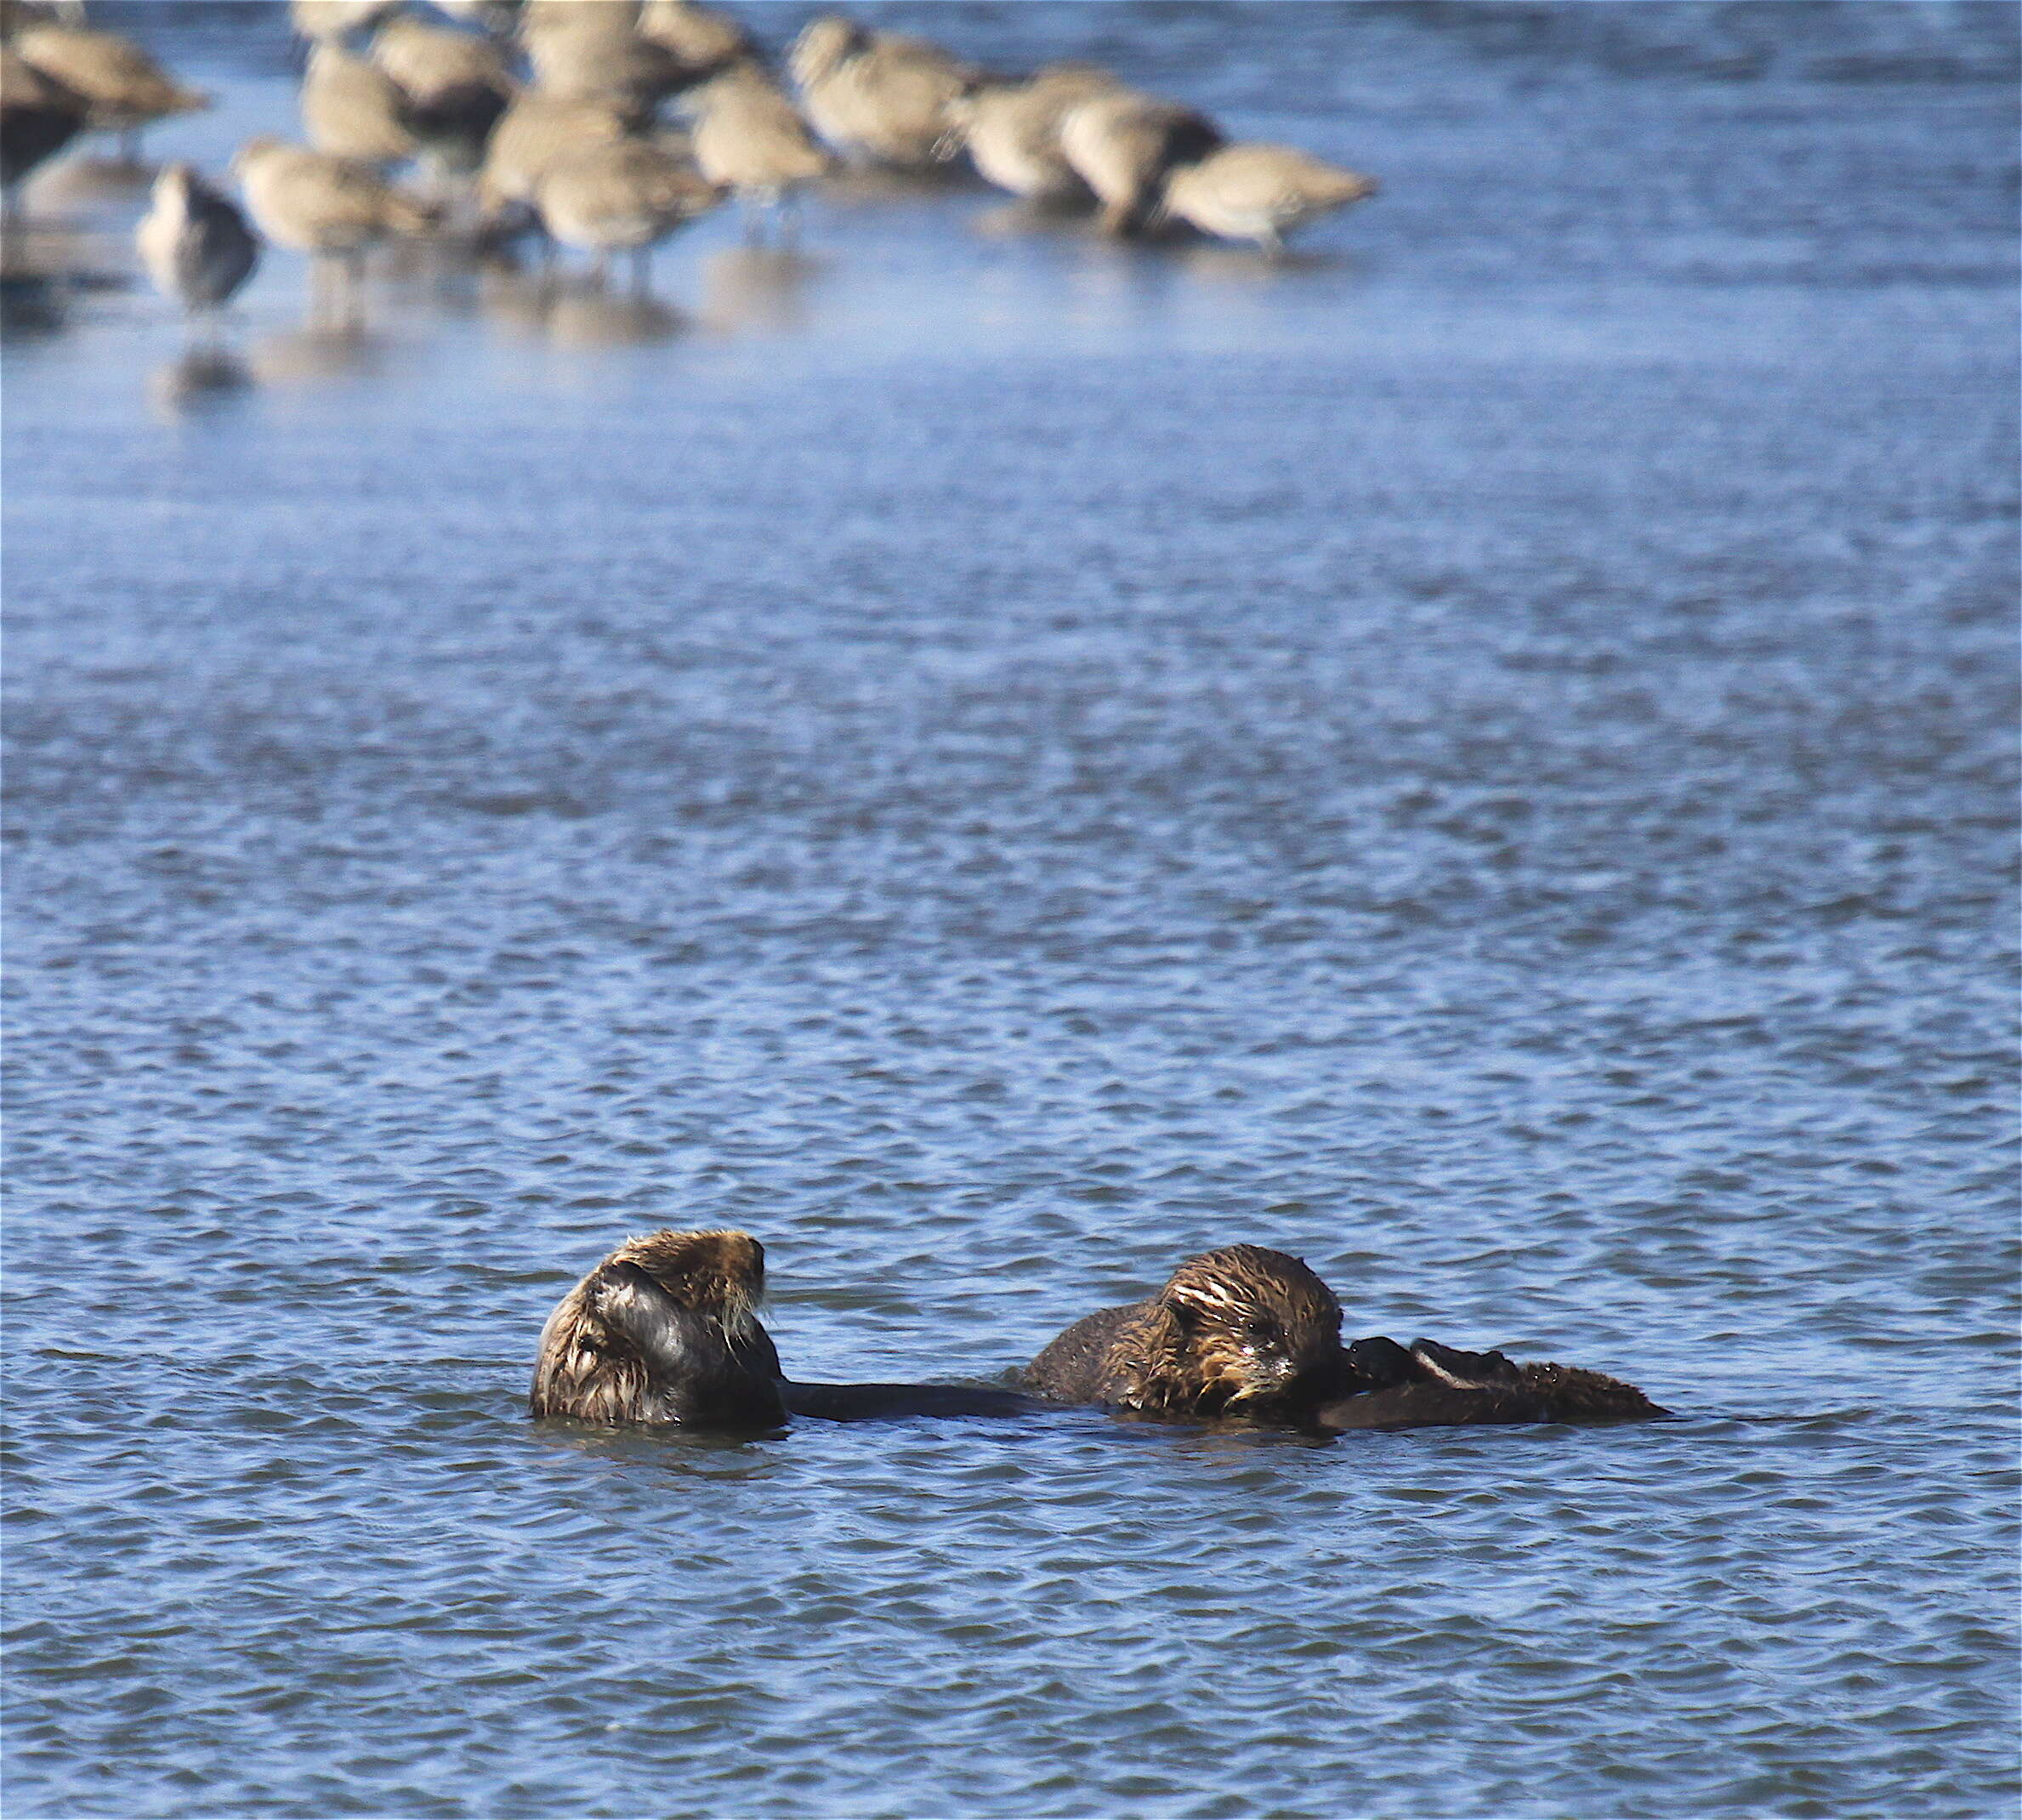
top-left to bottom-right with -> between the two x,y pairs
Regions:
5,4 -> 2019,1816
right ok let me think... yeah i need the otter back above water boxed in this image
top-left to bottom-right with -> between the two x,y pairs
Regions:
3,4 -> 2016,1817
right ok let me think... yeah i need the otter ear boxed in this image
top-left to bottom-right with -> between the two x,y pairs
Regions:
1165,1289 -> 1205,1331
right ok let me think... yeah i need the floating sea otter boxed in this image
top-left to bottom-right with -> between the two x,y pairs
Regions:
1020,1244 -> 1667,1430
1020,1243 -> 1348,1420
531,1227 -> 1037,1430
530,1227 -> 789,1430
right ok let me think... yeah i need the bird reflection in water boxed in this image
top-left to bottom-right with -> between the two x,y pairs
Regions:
249,318 -> 384,384
968,196 -> 1094,242
543,278 -> 684,348
1178,242 -> 1343,283
473,249 -> 553,342
29,151 -> 155,207
698,243 -> 816,335
0,214 -> 126,337
0,266 -> 70,334
147,344 -> 253,415
474,251 -> 684,348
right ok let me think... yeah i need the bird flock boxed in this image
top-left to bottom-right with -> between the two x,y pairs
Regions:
2,0 -> 1380,338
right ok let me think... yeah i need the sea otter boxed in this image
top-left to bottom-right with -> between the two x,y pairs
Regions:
1020,1243 -> 1345,1420
531,1227 -> 1042,1430
1019,1243 -> 1667,1430
1312,1334 -> 1669,1430
530,1227 -> 789,1430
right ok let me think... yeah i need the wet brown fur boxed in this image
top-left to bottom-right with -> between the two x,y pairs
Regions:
529,1227 -> 787,1429
1314,1337 -> 1668,1430
1020,1243 -> 1343,1419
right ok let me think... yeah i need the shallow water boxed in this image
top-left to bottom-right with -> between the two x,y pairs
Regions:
3,3 -> 2018,1817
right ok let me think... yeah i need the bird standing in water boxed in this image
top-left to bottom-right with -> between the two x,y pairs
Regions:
233,134 -> 435,327
1058,88 -> 1222,236
533,136 -> 723,292
684,62 -> 831,245
135,162 -> 259,341
10,21 -> 208,165
1157,144 -> 1377,254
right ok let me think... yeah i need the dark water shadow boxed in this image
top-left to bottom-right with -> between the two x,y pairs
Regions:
0,270 -> 73,337
526,1417 -> 791,1474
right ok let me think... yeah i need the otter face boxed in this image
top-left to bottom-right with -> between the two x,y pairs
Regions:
1161,1245 -> 1342,1409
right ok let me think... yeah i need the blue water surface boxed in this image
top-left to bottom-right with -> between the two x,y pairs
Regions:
4,4 -> 2018,1816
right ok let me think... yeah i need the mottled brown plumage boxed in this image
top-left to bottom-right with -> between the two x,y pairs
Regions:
1021,1244 -> 1343,1419
530,1227 -> 787,1430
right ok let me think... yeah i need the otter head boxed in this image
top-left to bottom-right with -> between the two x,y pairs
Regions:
1155,1244 -> 1343,1412
607,1226 -> 768,1344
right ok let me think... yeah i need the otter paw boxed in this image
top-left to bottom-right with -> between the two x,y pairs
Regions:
1342,1335 -> 1418,1389
1410,1339 -> 1520,1386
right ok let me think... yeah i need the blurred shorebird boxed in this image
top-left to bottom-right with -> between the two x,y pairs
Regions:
1157,144 -> 1377,253
637,0 -> 753,84
1058,88 -> 1222,236
520,6 -> 686,114
370,16 -> 515,185
135,161 -> 259,338
0,44 -> 85,215
301,40 -> 417,168
233,134 -> 435,325
788,15 -> 976,172
684,62 -> 831,243
533,135 -> 722,289
12,21 -> 208,164
945,63 -> 1121,205
478,88 -> 631,242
